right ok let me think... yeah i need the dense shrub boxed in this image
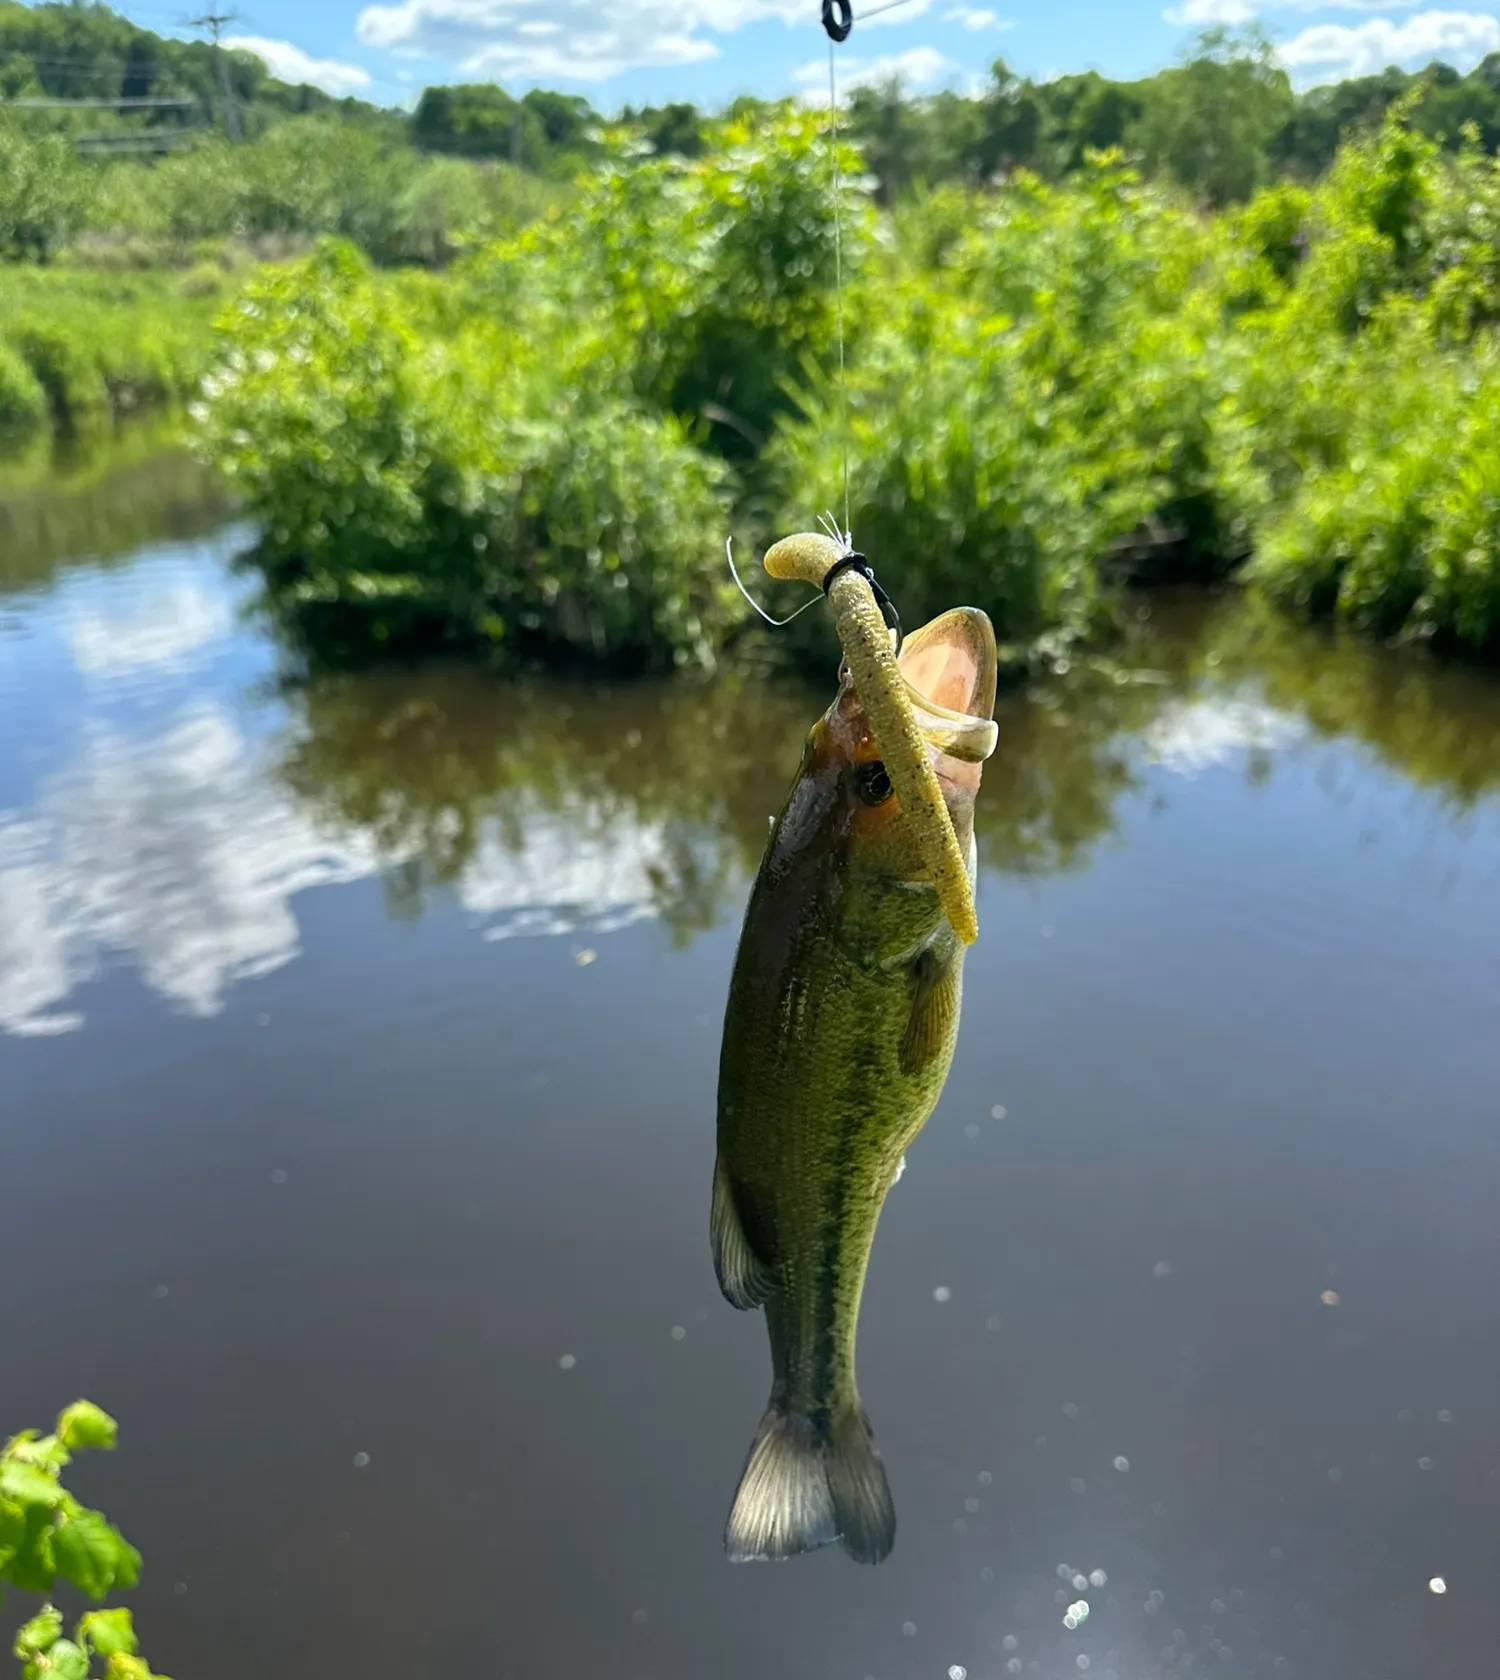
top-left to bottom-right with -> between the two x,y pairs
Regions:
0,334 -> 45,434
192,101 -> 1500,669
0,269 -> 216,437
199,243 -> 734,668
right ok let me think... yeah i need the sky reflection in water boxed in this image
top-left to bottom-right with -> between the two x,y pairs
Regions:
4,458 -> 1500,1680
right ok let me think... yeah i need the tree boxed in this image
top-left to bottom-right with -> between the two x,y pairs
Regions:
1131,26 -> 1294,206
642,102 -> 704,158
0,123 -> 90,261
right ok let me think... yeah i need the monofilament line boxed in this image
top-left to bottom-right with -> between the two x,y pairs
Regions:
828,37 -> 850,542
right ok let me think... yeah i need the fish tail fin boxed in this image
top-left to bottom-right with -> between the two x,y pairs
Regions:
723,1397 -> 895,1565
724,1402 -> 837,1562
828,1398 -> 896,1565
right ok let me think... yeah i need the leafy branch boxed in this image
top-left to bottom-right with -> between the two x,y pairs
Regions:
1,1403 -> 169,1680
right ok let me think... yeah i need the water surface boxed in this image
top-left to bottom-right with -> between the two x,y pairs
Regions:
4,445 -> 1500,1680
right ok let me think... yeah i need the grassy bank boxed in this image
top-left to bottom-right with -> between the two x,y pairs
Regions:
0,266 -> 224,444
195,99 -> 1500,670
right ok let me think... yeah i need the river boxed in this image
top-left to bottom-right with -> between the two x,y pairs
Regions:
3,437 -> 1500,1680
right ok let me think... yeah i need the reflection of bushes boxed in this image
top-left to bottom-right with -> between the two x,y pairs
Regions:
1189,592 -> 1500,809
0,429 -> 232,595
276,640 -> 1185,943
277,665 -> 820,942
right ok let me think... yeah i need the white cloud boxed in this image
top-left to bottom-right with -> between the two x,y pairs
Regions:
792,44 -> 954,100
1145,699 -> 1301,776
356,0 -> 799,80
224,35 -> 373,96
0,698 -> 706,1035
1164,0 -> 1258,25
62,573 -> 232,681
460,808 -> 679,940
945,5 -> 1013,27
0,705 -> 386,1036
1278,9 -> 1500,80
354,0 -> 940,80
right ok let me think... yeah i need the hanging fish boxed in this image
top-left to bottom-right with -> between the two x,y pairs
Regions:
712,538 -> 998,1564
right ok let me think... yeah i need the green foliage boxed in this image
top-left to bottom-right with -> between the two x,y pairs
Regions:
189,95 -> 1500,669
0,268 -> 216,440
411,84 -> 596,174
200,240 -> 733,668
0,123 -> 91,261
1130,27 -> 1294,207
771,154 -> 1232,653
195,112 -> 868,664
0,335 -> 45,434
1,1402 -> 167,1680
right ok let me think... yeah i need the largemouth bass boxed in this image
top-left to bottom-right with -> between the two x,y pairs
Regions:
712,605 -> 998,1564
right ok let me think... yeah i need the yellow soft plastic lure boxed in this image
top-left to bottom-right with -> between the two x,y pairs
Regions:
763,532 -> 996,945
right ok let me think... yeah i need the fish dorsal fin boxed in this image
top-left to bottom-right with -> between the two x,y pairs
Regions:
712,1158 -> 775,1310
900,943 -> 963,1076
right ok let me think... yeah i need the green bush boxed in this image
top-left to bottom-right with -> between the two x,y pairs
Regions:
188,99 -> 1500,670
1251,347 -> 1500,651
6,321 -> 108,426
0,269 -> 218,440
0,338 -> 46,436
0,123 -> 93,262
199,242 -> 734,668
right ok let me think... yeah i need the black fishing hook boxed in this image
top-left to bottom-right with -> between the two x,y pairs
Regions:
823,552 -> 904,654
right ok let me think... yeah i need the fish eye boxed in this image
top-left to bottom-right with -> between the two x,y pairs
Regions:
854,760 -> 893,806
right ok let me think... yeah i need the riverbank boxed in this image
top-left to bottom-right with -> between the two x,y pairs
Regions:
193,103 -> 1500,673
0,266 -> 227,445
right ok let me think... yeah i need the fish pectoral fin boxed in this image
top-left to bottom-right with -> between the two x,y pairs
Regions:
711,1158 -> 775,1310
899,943 -> 962,1076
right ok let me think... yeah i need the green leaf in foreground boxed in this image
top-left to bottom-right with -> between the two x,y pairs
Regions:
6,1506 -> 57,1593
13,1608 -> 62,1657
57,1405 -> 117,1455
0,1463 -> 63,1510
78,1609 -> 137,1659
52,1513 -> 128,1600
104,1654 -> 171,1680
34,1639 -> 87,1680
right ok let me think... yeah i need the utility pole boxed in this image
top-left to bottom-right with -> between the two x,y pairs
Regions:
188,10 -> 241,140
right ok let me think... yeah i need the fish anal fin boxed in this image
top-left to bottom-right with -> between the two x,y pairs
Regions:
712,1158 -> 774,1310
899,944 -> 962,1076
828,1400 -> 896,1565
725,1406 -> 838,1562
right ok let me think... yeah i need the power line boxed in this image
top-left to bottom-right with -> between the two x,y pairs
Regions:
0,95 -> 198,108
185,10 -> 241,139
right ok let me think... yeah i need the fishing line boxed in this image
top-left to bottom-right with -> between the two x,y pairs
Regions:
827,33 -> 850,542
726,538 -> 825,628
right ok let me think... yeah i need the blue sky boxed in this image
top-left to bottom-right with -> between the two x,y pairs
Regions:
115,0 -> 1500,110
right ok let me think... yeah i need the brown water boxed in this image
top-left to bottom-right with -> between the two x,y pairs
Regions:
4,447 -> 1500,1680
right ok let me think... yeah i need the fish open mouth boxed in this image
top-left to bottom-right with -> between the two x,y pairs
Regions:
896,609 -> 999,765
